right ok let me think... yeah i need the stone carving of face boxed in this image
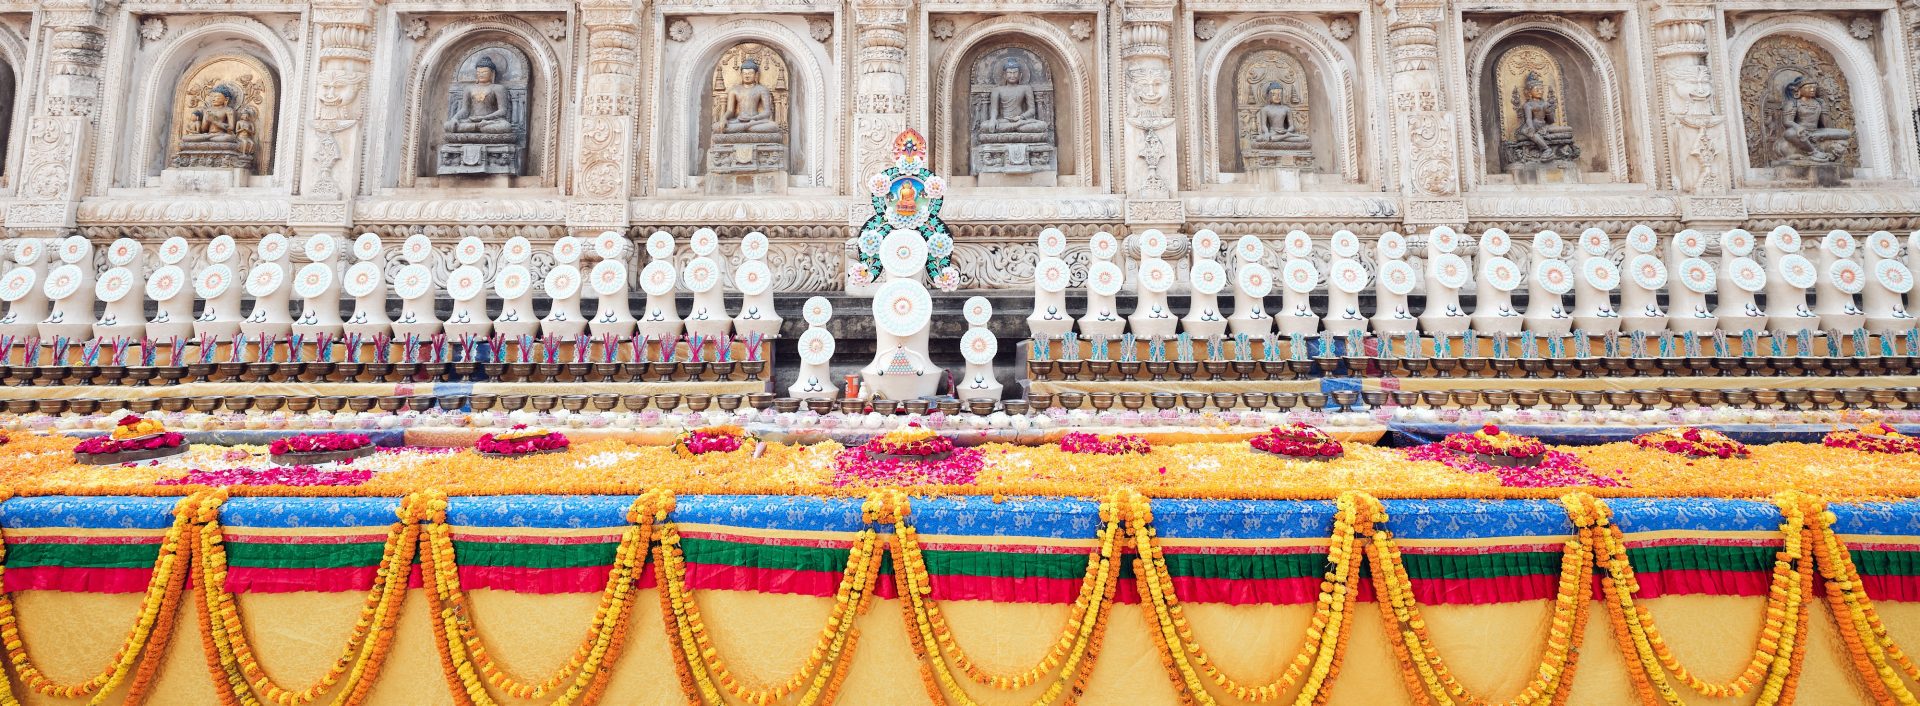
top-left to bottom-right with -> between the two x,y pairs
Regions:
209,90 -> 230,107
1796,81 -> 1819,99
1135,69 -> 1167,105
1527,82 -> 1545,100
1003,65 -> 1022,85
1266,87 -> 1285,105
476,65 -> 495,84
316,69 -> 364,108
741,66 -> 760,85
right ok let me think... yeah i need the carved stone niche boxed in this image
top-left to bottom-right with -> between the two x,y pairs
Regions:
699,42 -> 791,196
164,54 -> 279,189
432,44 -> 532,180
1739,34 -> 1859,187
409,22 -> 553,189
1218,41 -> 1326,191
960,45 -> 1060,186
1473,25 -> 1616,186
0,56 -> 14,188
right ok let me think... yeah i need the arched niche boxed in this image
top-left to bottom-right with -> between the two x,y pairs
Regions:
401,18 -> 561,187
659,17 -> 834,192
1729,16 -> 1898,182
934,18 -> 1094,186
1197,17 -> 1361,185
1467,17 -> 1630,185
123,18 -> 296,188
695,42 -> 800,178
0,24 -> 22,189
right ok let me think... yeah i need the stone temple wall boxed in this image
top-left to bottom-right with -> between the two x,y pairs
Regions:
0,0 -> 1913,301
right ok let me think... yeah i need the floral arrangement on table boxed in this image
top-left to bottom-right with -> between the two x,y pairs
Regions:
673,425 -> 755,457
1249,424 -> 1344,460
74,415 -> 187,463
1632,427 -> 1750,459
475,425 -> 570,457
1058,431 -> 1150,456
862,423 -> 955,460
1439,424 -> 1547,464
268,432 -> 374,465
1824,423 -> 1920,454
157,466 -> 374,487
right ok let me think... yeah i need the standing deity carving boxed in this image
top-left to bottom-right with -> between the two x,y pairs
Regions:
1234,49 -> 1313,170
1496,47 -> 1578,168
435,46 -> 531,176
969,48 -> 1056,175
705,43 -> 790,192
1740,35 -> 1858,170
169,55 -> 276,173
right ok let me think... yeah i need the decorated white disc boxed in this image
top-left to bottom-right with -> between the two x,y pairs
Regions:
873,279 -> 933,337
106,238 -> 141,267
960,328 -> 998,365
455,236 -> 487,265
392,264 -> 432,300
352,233 -> 383,261
543,265 -> 581,299
494,265 -> 532,300
1722,229 -> 1756,257
646,232 -> 675,259
1282,258 -> 1320,294
42,265 -> 81,300
1378,260 -> 1417,296
1579,229 -> 1611,256
741,231 -> 770,260
735,260 -> 772,296
1479,229 -> 1512,256
1822,230 -> 1858,259
1830,259 -> 1866,294
1869,231 -> 1901,260
94,267 -> 134,303
551,236 -> 582,264
1035,256 -> 1071,293
501,236 -> 533,264
58,236 -> 90,264
1532,231 -> 1564,259
1139,258 -> 1176,293
1089,232 -> 1119,261
1224,236 -> 1262,266
257,233 -> 289,262
448,265 -> 486,300
1626,225 -> 1658,254
1191,229 -> 1221,259
689,228 -> 719,256
294,263 -> 335,299
194,264 -> 234,298
798,328 -> 835,365
1627,254 -> 1668,290
245,263 -> 286,298
683,256 -> 721,293
1729,257 -> 1767,293
1190,259 -> 1227,295
1037,227 -> 1068,257
1482,256 -> 1521,292
880,230 -> 928,277
802,296 -> 833,326
1429,226 -> 1460,254
1138,229 -> 1168,259
1677,258 -> 1717,294
392,234 -> 428,264
1431,253 -> 1469,290
1331,230 -> 1361,258
1087,260 -> 1124,296
589,260 -> 627,296
1283,230 -> 1313,258
1377,232 -> 1408,260
145,265 -> 185,301
1779,254 -> 1817,289
1534,259 -> 1574,295
1237,263 -> 1275,298
11,239 -> 42,266
1767,227 -> 1801,253
592,232 -> 627,260
1329,259 -> 1367,294
1674,230 -> 1707,258
1876,260 -> 1914,294
1581,257 -> 1621,291
207,235 -> 238,264
963,296 -> 993,326
303,234 -> 338,263
343,262 -> 383,298
639,261 -> 676,296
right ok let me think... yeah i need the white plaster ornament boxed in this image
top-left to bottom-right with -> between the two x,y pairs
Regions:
1571,229 -> 1622,336
789,295 -> 837,401
637,232 -> 683,342
1184,258 -> 1229,340
342,260 -> 392,338
860,231 -> 940,401
93,238 -> 146,341
1716,229 -> 1767,335
40,236 -> 96,341
1418,228 -> 1470,337
144,261 -> 194,342
491,263 -> 538,339
1128,231 -> 1179,340
956,296 -> 1003,403
1469,229 -> 1522,336
1077,231 -> 1125,338
1370,232 -> 1417,335
1763,227 -> 1820,334
1322,230 -> 1367,336
540,264 -> 586,339
390,262 -> 442,338
587,231 -> 636,339
0,240 -> 49,338
732,232 -> 782,338
681,254 -> 731,338
1862,231 -> 1914,333
1229,234 -> 1275,339
1620,252 -> 1670,335
1813,230 -> 1866,333
445,265 -> 492,339
292,234 -> 345,338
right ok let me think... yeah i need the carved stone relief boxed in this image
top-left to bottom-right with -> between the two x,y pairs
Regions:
169,54 -> 277,174
966,46 -> 1057,175
1230,48 -> 1313,171
1739,34 -> 1859,168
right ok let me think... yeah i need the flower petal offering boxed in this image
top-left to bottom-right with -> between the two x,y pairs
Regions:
1058,431 -> 1150,456
1824,423 -> 1920,454
1633,426 -> 1750,459
74,415 -> 187,464
268,432 -> 374,465
862,422 -> 955,461
475,425 -> 570,457
673,424 -> 754,457
1249,423 -> 1344,460
1439,424 -> 1547,466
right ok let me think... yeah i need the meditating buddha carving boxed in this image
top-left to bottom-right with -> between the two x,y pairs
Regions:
968,51 -> 1057,175
1252,82 -> 1310,149
712,58 -> 782,137
169,55 -> 275,173
980,59 -> 1047,134
435,48 -> 530,177
1776,77 -> 1853,164
444,58 -> 514,135
705,47 -> 789,188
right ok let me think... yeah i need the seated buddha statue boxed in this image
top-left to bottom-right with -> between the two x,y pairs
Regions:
1776,77 -> 1853,164
1507,72 -> 1575,163
173,84 -> 257,170
443,58 -> 515,137
712,58 -> 783,140
978,59 -> 1048,135
1251,82 -> 1311,151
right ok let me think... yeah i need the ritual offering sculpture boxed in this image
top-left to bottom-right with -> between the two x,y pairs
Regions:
1469,229 -> 1523,336
1665,229 -> 1718,333
445,236 -> 492,339
1371,231 -> 1418,335
1229,234 -> 1276,339
1523,231 -> 1574,337
193,234 -> 245,339
144,236 -> 195,342
682,228 -> 732,338
0,239 -> 49,338
957,296 -> 1003,403
732,231 -> 781,337
635,232 -> 683,342
860,230 -> 940,400
491,236 -> 539,339
1320,230 -> 1368,336
539,236 -> 586,339
1862,231 -> 1915,333
1183,229 -> 1230,340
788,296 -> 837,401
342,233 -> 392,338
1027,228 -> 1073,340
1619,225 -> 1670,334
390,234 -> 441,338
240,233 -> 296,340
1126,229 -> 1179,339
1275,231 -> 1320,337
40,236 -> 96,341
1716,229 -> 1768,335
291,234 -> 345,338
587,231 -> 635,339
1814,229 -> 1866,333
1079,231 -> 1127,339
93,238 -> 146,341
1571,228 -> 1623,335
1418,227 -> 1470,337
1763,226 -> 1820,334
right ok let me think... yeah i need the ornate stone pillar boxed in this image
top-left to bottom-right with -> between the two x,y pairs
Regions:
1119,0 -> 1182,228
851,0 -> 909,186
290,0 -> 375,232
567,1 -> 642,233
1382,0 -> 1464,227
6,1 -> 108,233
1649,0 -> 1744,225
1905,0 -> 1920,185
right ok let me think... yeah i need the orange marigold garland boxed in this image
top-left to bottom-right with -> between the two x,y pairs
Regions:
1806,495 -> 1920,704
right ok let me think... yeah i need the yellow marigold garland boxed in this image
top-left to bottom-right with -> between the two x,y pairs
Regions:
0,490 -> 193,706
1807,496 -> 1920,704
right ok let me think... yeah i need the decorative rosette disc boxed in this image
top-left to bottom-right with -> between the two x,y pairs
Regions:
0,268 -> 34,302
1139,258 -> 1176,293
1830,259 -> 1866,294
1534,259 -> 1574,295
798,328 -> 835,365
1089,232 -> 1119,261
1431,253 -> 1469,289
194,264 -> 234,298
393,234 -> 430,264
151,237 -> 190,265
1779,254 -> 1817,289
1329,259 -> 1367,294
1087,260 -> 1124,296
1723,229 -> 1756,257
1138,229 -> 1168,259
1283,231 -> 1314,258
343,262 -> 383,298
961,328 -> 997,365
880,230 -> 928,277
1581,257 -> 1621,291
589,260 -> 627,296
11,238 -> 42,266
95,267 -> 134,303
963,296 -> 993,326
1626,225 -> 1658,254
1331,230 -> 1361,258
741,231 -> 770,260
639,261 -> 676,296
1876,260 -> 1914,294
257,233 -> 289,262
802,296 -> 833,326
245,263 -> 286,298
1236,234 -> 1267,262
1480,228 -> 1512,256
683,256 -> 721,293
1429,226 -> 1459,254
58,236 -> 90,264
689,228 -> 719,256
1037,227 -> 1067,257
592,232 -> 626,260
452,236 -> 485,265
107,238 -> 141,267
646,232 -> 675,259
1628,254 -> 1668,290
1728,257 -> 1767,293
1035,256 -> 1071,293
551,236 -> 582,264
1482,256 -> 1521,292
1767,227 -> 1801,253
1677,258 -> 1717,294
392,264 -> 431,300
1823,230 -> 1857,258
1191,229 -> 1221,259
1869,231 -> 1902,260
1283,258 -> 1320,293
447,265 -> 485,300
1377,260 -> 1417,295
1190,259 -> 1228,295
293,263 -> 334,299
1579,229 -> 1611,256
1237,263 -> 1275,298
146,265 -> 185,301
872,279 -> 932,337
303,234 -> 338,263
543,265 -> 581,299
207,235 -> 238,264
494,265 -> 531,300
1675,230 -> 1707,258
735,260 -> 772,296
352,233 -> 383,261
1532,230 -> 1564,259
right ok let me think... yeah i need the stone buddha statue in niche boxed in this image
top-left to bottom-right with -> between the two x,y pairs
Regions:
1506,72 -> 1578,165
980,59 -> 1047,134
169,54 -> 275,174
1235,49 -> 1313,172
1776,77 -> 1853,164
705,47 -> 789,192
1252,82 -> 1310,149
969,51 -> 1056,176
435,48 -> 529,177
712,58 -> 783,137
